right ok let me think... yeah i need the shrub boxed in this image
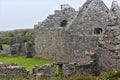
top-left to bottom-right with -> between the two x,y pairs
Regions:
106,71 -> 120,80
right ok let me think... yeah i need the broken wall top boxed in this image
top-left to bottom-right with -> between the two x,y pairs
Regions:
110,0 -> 120,24
34,5 -> 77,30
66,0 -> 109,34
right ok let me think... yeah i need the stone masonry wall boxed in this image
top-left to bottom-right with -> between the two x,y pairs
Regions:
34,0 -> 120,70
0,63 -> 29,79
34,5 -> 77,61
32,62 -> 95,79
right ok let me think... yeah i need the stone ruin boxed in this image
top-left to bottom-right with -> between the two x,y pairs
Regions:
0,0 -> 119,78
0,63 -> 29,79
9,43 -> 21,56
34,3 -> 77,61
25,41 -> 33,58
32,61 -> 100,79
33,63 -> 56,79
1,40 -> 34,57
34,0 -> 120,75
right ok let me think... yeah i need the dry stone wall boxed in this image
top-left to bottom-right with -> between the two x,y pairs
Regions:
32,62 -> 97,79
33,63 -> 56,78
0,63 -> 29,79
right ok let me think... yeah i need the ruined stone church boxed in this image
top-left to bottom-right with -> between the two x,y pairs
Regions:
35,0 -> 120,70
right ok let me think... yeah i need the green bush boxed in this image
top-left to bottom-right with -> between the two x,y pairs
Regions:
51,71 -> 120,80
106,71 -> 120,80
98,72 -> 111,80
0,38 -> 10,44
0,29 -> 34,44
97,71 -> 120,80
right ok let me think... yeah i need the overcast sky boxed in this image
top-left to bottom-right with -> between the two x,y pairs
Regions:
0,0 -> 120,31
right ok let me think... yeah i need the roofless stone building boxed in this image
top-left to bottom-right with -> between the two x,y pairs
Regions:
34,0 -> 120,70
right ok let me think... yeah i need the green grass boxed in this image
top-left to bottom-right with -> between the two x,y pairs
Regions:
0,54 -> 51,72
2,44 -> 9,49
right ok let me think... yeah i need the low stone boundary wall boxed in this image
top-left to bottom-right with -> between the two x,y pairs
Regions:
32,62 -> 93,79
0,63 -> 29,79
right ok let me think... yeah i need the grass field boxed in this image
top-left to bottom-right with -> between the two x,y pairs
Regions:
0,44 -> 51,72
2,44 -> 9,49
0,54 -> 51,72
